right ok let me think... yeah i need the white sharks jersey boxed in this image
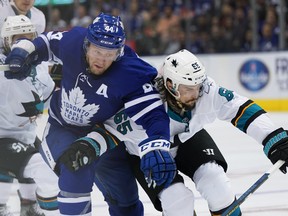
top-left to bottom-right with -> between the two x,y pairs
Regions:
0,58 -> 54,145
104,76 -> 279,156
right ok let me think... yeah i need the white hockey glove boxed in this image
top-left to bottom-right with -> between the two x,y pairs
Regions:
139,137 -> 177,188
4,39 -> 38,80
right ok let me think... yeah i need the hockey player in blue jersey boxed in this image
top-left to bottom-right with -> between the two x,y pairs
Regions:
4,13 -> 177,216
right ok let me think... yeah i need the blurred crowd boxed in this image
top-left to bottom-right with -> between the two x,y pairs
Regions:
43,0 -> 288,56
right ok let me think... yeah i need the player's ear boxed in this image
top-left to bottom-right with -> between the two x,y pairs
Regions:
166,80 -> 173,90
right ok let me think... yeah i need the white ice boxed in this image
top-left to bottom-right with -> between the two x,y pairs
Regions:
7,112 -> 288,215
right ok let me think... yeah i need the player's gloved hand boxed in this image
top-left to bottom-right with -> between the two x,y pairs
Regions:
60,138 -> 97,172
139,136 -> 177,188
263,127 -> 288,174
60,125 -> 119,172
4,39 -> 38,80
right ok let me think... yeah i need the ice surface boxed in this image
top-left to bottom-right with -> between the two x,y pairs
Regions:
7,113 -> 288,215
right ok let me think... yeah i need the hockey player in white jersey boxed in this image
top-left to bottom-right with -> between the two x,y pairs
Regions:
0,15 -> 59,216
0,0 -> 48,214
0,0 -> 45,53
104,49 -> 288,215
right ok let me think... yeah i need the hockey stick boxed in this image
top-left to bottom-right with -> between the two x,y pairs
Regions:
221,160 -> 285,216
0,64 -> 10,71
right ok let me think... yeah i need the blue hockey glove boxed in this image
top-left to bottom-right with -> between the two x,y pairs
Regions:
60,125 -> 119,172
263,128 -> 288,174
5,39 -> 38,80
139,137 -> 177,188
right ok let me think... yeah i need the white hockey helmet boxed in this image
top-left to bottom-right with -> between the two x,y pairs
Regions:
162,49 -> 206,92
1,15 -> 37,51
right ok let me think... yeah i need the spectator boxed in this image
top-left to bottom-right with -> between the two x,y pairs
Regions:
258,22 -> 278,51
135,5 -> 162,55
46,8 -> 68,31
156,5 -> 180,44
70,4 -> 92,28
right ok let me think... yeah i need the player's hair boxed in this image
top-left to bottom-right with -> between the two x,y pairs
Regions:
1,15 -> 37,54
83,13 -> 126,61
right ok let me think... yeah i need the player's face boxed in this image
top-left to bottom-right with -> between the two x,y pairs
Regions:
12,33 -> 35,43
177,84 -> 201,109
14,0 -> 34,14
86,44 -> 118,76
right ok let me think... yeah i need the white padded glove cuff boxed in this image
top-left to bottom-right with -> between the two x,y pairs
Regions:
138,139 -> 170,158
12,39 -> 35,54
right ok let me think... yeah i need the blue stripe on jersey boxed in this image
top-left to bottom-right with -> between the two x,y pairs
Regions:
233,102 -> 264,132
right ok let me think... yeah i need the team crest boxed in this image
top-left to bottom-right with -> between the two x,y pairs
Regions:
61,87 -> 99,126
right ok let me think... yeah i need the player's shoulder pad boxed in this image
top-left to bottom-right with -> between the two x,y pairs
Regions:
116,46 -> 157,83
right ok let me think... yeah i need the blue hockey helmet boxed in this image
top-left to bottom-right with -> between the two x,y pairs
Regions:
86,13 -> 126,50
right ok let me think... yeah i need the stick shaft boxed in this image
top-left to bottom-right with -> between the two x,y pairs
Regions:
221,160 -> 285,216
0,64 -> 10,71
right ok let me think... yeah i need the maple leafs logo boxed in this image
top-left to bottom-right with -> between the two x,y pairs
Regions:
61,87 -> 99,126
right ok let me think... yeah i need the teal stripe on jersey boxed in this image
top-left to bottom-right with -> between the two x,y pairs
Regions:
37,195 -> 58,210
0,174 -> 13,182
234,103 -> 263,132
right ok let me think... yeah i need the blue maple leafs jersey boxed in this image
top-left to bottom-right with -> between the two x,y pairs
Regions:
32,27 -> 169,139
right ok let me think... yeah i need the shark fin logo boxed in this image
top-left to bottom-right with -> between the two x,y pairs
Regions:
17,91 -> 43,117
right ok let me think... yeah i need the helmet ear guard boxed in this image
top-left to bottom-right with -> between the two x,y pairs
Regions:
162,49 -> 206,95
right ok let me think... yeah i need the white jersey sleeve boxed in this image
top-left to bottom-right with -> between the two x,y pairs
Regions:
176,76 -> 279,145
104,109 -> 149,156
35,61 -> 55,109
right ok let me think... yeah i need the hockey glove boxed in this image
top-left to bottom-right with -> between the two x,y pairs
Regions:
5,39 -> 38,80
139,137 -> 177,188
60,138 -> 98,172
60,125 -> 119,172
263,127 -> 288,174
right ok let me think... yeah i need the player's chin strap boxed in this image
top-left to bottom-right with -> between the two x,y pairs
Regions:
221,160 -> 285,216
